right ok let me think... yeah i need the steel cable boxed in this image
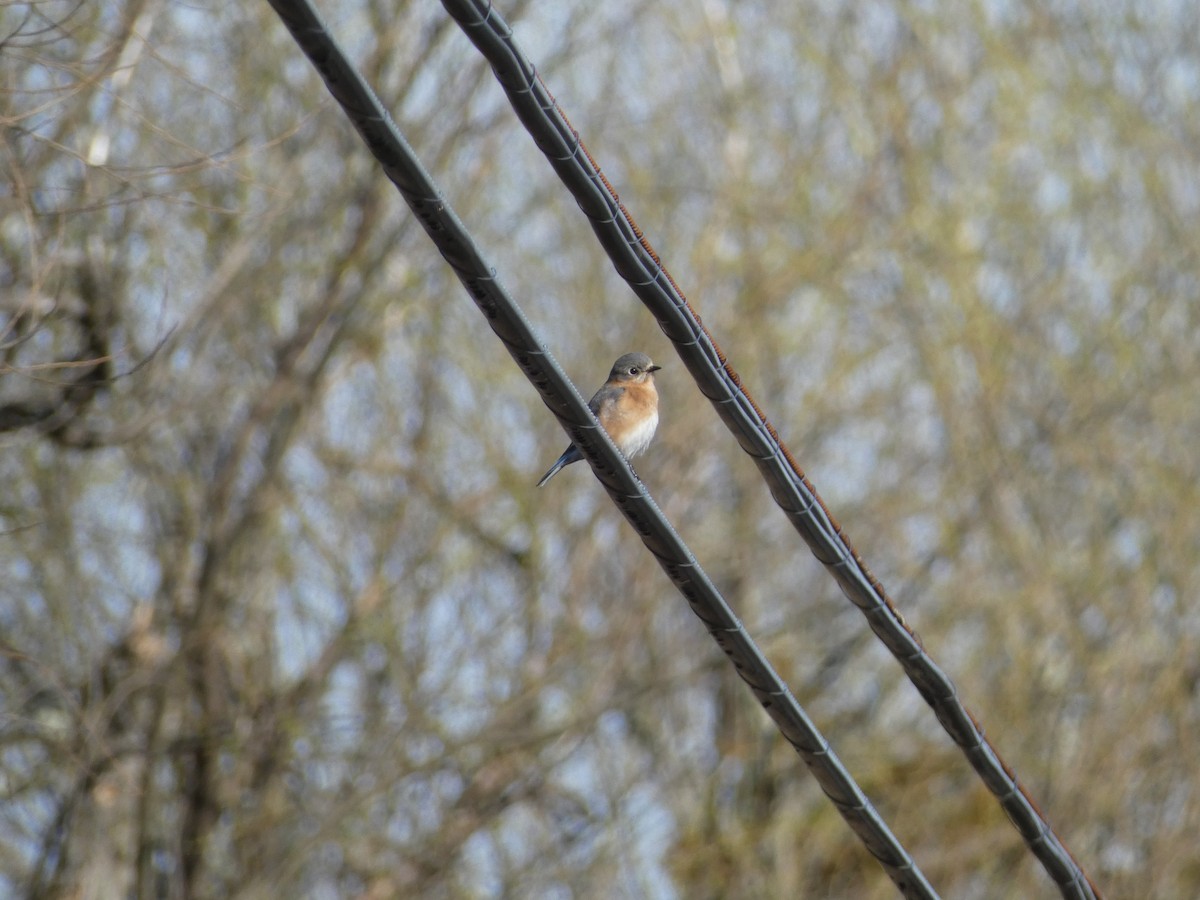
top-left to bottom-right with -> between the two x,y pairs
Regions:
264,0 -> 939,895
436,1 -> 1100,897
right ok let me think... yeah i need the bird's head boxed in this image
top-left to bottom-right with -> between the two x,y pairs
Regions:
609,352 -> 661,384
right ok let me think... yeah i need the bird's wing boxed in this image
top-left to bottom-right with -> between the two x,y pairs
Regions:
588,384 -> 625,416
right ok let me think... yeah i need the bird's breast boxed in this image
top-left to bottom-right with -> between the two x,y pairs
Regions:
617,409 -> 659,457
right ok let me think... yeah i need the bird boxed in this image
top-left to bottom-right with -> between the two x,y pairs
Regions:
537,352 -> 662,487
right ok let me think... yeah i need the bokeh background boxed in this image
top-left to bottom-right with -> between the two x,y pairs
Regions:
3,1 -> 1198,896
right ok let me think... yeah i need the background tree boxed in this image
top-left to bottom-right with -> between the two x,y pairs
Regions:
2,1 -> 1198,897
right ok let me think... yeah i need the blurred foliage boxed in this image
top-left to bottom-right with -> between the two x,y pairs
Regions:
2,0 -> 1198,897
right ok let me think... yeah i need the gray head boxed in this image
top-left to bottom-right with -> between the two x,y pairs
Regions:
608,352 -> 661,384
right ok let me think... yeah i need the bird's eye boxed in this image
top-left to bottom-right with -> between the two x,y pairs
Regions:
628,366 -> 639,375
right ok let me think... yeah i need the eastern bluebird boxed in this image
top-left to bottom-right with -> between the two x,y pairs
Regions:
537,352 -> 662,487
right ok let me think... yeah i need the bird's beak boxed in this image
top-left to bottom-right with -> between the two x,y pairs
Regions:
648,364 -> 662,373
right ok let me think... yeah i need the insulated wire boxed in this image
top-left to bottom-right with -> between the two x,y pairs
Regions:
265,0 -> 940,895
436,1 -> 1101,897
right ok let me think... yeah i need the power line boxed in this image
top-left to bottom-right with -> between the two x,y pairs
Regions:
436,1 -> 1101,897
265,0 -> 938,896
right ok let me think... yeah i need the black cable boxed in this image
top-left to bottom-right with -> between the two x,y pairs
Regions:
435,1 -> 1101,898
264,0 -> 939,896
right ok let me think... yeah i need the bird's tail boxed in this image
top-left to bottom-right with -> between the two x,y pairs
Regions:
537,447 -> 578,487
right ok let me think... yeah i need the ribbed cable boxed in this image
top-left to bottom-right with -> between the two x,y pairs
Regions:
436,1 -> 1101,897
264,0 -> 939,895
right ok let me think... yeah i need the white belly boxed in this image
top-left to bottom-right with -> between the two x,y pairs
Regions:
617,410 -> 658,458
